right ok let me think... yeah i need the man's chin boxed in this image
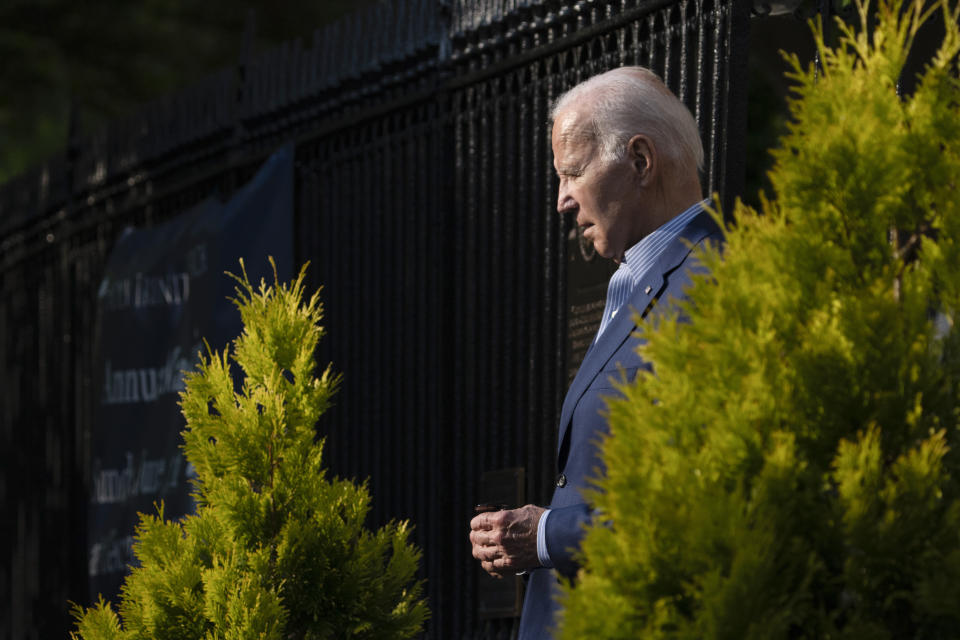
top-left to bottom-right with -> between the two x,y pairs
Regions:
593,243 -> 616,261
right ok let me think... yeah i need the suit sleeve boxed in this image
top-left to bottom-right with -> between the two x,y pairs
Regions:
543,502 -> 592,578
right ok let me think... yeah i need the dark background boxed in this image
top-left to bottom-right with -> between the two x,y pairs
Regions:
0,0 -> 374,184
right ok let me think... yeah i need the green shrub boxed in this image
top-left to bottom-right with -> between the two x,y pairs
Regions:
71,261 -> 427,640
559,1 -> 960,637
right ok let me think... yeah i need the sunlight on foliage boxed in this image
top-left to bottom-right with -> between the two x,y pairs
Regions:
71,259 -> 428,639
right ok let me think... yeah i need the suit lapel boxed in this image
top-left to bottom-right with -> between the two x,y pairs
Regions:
556,209 -> 721,459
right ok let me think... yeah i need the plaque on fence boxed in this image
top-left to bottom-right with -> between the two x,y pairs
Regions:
565,224 -> 618,384
87,146 -> 294,603
476,467 -> 526,619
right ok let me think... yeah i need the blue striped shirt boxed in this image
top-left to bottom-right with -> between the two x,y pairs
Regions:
595,200 -> 707,339
536,199 -> 707,569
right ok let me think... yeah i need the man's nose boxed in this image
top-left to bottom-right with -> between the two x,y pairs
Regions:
557,188 -> 577,215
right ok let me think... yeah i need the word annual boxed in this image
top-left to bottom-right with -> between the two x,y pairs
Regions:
101,344 -> 198,405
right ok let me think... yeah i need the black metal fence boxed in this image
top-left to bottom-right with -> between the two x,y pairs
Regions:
0,0 -> 754,637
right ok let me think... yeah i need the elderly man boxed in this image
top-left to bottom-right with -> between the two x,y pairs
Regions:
468,66 -> 721,638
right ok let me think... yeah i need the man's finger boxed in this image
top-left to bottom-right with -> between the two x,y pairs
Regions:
473,546 -> 501,562
469,529 -> 500,548
469,513 -> 494,531
468,529 -> 484,546
481,561 -> 505,578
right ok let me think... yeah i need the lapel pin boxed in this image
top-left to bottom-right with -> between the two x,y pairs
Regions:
644,285 -> 652,295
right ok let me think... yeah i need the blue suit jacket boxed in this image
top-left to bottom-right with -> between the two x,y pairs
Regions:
518,209 -> 722,639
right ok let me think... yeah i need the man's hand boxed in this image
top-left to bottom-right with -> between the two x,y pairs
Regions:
469,504 -> 545,578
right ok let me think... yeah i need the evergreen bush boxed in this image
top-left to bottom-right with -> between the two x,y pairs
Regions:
559,0 -> 960,637
71,261 -> 427,640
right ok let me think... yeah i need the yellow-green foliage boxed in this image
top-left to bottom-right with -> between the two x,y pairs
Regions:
71,261 -> 428,640
560,1 -> 960,637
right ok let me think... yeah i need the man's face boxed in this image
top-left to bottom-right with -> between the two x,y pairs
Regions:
552,108 -> 645,261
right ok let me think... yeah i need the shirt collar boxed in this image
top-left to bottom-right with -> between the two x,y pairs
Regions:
620,199 -> 707,286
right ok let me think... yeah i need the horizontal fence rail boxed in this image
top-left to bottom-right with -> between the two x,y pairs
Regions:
0,0 -> 751,638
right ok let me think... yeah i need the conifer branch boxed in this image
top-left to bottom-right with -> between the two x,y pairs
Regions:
71,261 -> 427,639
559,1 -> 960,637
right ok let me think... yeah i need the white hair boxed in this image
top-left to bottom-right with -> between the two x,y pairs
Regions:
551,67 -> 703,178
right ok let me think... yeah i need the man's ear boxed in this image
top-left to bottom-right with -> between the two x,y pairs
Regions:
627,134 -> 655,186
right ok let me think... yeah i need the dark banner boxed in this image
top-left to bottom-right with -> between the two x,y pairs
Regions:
88,146 -> 293,601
